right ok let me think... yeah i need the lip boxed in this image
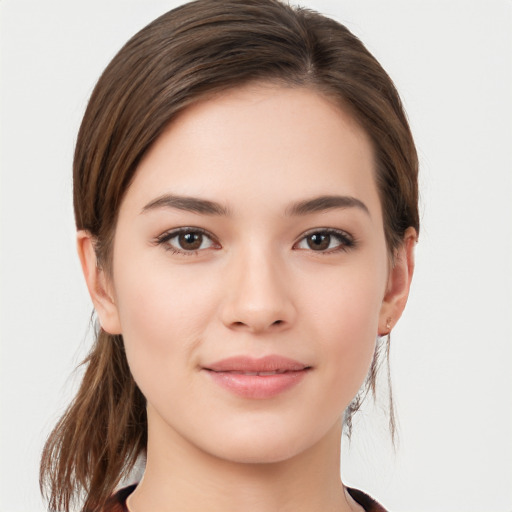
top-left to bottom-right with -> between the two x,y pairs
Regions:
203,355 -> 311,399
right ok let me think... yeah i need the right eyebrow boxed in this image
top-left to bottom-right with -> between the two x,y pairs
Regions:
140,194 -> 230,216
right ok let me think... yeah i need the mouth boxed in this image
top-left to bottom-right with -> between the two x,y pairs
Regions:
215,369 -> 297,376
203,355 -> 311,399
204,355 -> 310,373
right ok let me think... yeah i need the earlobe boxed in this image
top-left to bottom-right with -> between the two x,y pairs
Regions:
76,230 -> 122,335
378,227 -> 417,335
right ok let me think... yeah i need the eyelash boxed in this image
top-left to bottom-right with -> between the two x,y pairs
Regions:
153,227 -> 356,256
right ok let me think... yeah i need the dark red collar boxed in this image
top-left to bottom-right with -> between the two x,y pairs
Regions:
105,484 -> 387,511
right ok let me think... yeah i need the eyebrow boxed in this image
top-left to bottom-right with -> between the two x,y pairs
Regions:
141,193 -> 369,217
141,194 -> 230,216
285,195 -> 370,217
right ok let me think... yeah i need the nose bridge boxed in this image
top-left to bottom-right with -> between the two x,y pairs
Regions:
222,242 -> 294,332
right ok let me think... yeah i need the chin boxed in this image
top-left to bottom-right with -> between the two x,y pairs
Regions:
195,420 -> 330,466
213,441 -> 300,465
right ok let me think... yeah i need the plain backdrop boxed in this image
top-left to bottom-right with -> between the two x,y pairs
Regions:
1,1 -> 511,511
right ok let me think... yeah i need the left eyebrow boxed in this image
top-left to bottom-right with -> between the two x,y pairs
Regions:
285,195 -> 370,217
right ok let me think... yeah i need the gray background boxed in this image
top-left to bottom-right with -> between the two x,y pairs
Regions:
1,1 -> 511,511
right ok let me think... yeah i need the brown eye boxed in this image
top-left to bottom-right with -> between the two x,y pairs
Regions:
178,232 -> 203,250
294,229 -> 355,253
306,233 -> 330,251
156,228 -> 217,254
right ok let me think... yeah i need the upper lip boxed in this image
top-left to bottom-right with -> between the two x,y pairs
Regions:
204,355 -> 310,373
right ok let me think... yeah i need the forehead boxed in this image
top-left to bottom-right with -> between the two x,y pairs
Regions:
122,84 -> 381,219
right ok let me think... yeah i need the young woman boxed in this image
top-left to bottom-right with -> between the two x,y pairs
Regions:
40,1 -> 418,511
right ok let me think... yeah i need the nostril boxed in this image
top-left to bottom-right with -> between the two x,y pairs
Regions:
273,320 -> 283,326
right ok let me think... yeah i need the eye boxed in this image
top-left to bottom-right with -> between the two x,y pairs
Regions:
155,228 -> 219,255
294,229 -> 355,253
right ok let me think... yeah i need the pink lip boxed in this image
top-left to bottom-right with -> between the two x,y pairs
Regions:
203,355 -> 311,399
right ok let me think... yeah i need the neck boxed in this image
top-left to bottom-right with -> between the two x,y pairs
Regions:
127,414 -> 362,512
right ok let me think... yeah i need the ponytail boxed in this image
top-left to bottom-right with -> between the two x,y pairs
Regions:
40,329 -> 146,511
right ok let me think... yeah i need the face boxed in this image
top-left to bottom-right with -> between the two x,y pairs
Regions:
104,85 -> 396,463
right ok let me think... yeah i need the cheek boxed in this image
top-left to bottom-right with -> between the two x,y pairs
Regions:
111,256 -> 219,393
306,264 -> 386,393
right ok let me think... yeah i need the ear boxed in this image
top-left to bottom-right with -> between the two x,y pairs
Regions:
378,227 -> 417,335
77,230 -> 122,335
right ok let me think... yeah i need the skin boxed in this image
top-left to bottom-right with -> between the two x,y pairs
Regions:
78,84 -> 416,512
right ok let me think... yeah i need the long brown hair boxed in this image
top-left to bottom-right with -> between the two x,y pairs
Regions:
40,1 -> 419,510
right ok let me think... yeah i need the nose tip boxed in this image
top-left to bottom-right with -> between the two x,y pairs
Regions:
220,256 -> 295,334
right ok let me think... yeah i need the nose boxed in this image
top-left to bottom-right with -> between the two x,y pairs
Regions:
220,247 -> 296,334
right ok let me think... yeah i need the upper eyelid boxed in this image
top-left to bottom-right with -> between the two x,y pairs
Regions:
295,227 -> 353,241
300,227 -> 351,235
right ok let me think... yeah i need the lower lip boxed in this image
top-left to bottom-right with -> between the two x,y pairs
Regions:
205,370 -> 308,399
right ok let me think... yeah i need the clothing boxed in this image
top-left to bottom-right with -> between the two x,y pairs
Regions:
347,487 -> 387,512
104,484 -> 387,511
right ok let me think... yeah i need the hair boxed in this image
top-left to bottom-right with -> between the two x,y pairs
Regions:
40,1 -> 419,510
